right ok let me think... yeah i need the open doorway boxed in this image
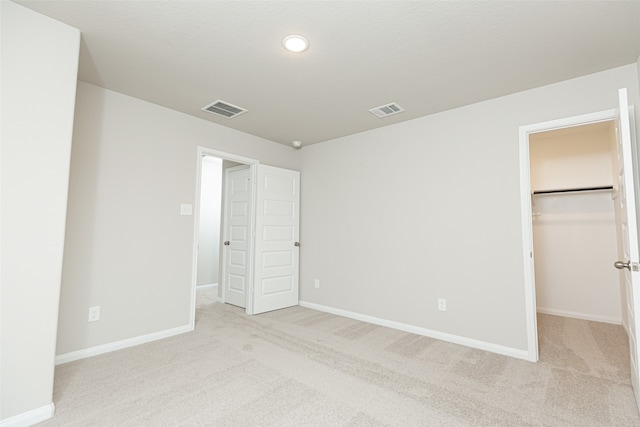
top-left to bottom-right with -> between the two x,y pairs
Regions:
520,108 -> 622,361
527,120 -> 633,380
529,120 -> 623,325
196,156 -> 223,296
190,148 -> 302,328
189,147 -> 258,330
520,90 -> 640,411
195,157 -> 246,308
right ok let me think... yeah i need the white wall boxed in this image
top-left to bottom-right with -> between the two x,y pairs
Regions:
0,1 -> 80,423
530,123 -> 621,323
299,64 -> 640,353
57,81 -> 297,356
197,156 -> 223,286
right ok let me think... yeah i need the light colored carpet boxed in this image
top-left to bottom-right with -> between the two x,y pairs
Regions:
38,292 -> 639,426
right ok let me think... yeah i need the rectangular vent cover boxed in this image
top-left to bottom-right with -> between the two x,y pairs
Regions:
369,102 -> 404,118
201,100 -> 247,118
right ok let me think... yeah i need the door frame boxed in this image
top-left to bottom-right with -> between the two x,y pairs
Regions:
189,147 -> 259,330
519,108 -> 617,362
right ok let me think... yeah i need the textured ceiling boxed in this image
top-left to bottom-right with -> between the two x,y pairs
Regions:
17,1 -> 640,147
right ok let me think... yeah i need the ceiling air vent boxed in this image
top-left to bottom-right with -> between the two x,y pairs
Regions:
369,102 -> 404,118
201,100 -> 247,118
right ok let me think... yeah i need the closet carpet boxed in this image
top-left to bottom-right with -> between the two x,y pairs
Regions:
38,292 -> 639,426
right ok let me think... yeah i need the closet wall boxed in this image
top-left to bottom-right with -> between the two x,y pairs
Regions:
530,121 -> 623,324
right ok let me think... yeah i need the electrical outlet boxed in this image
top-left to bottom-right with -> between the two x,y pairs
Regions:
438,298 -> 446,312
314,279 -> 320,289
180,204 -> 193,215
88,306 -> 100,322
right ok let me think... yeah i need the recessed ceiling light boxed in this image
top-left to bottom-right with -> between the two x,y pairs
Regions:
282,35 -> 309,53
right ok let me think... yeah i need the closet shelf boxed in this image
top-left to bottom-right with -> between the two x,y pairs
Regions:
532,185 -> 614,195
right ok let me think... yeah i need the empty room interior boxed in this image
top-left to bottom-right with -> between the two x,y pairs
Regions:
4,1 -> 640,426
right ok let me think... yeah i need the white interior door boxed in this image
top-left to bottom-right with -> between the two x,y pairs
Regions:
614,88 -> 640,410
252,165 -> 300,315
222,166 -> 252,308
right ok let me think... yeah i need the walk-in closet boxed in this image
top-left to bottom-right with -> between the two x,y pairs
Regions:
530,121 -> 624,324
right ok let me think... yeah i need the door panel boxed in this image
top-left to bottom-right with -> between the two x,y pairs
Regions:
615,88 -> 640,410
222,167 -> 251,308
252,165 -> 300,314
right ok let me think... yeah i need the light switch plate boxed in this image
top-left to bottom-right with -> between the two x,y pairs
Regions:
88,306 -> 100,322
180,204 -> 193,215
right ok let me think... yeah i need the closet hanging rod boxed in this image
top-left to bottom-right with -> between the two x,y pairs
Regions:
532,185 -> 614,195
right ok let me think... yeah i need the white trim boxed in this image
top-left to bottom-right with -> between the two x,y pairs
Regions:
196,283 -> 218,290
299,301 -> 530,361
519,109 -> 617,363
519,125 -> 538,362
55,324 -> 191,365
623,318 -> 630,335
536,307 -> 622,325
197,148 -> 258,166
246,165 -> 258,315
190,147 -> 259,330
0,403 -> 54,427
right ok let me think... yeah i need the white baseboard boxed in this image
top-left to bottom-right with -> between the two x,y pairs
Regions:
298,301 -> 530,361
55,324 -> 193,365
0,403 -> 54,427
196,283 -> 218,290
536,307 -> 622,325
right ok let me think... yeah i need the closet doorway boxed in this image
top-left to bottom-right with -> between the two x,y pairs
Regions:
519,89 -> 640,410
529,120 -> 622,325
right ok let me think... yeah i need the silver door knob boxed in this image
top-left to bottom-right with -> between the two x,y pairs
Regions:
614,261 -> 630,270
224,241 -> 230,246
